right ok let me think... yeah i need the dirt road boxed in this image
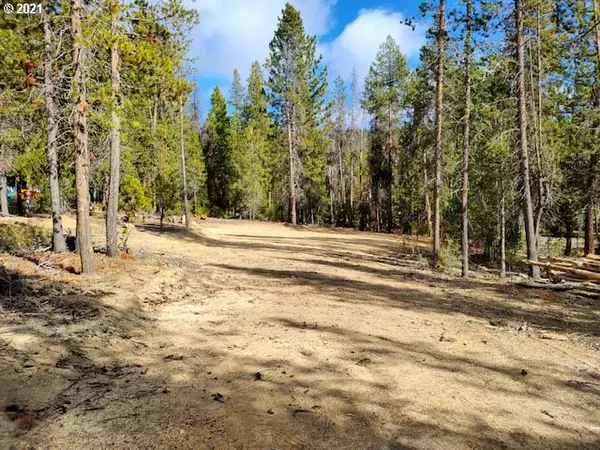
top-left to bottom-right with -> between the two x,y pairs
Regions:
1,218 -> 599,449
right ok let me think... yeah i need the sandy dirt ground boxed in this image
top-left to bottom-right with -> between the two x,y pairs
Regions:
1,216 -> 599,450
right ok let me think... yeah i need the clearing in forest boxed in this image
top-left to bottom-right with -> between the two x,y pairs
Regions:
1,217 -> 599,449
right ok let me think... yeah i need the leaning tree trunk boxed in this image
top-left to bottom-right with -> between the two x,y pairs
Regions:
433,0 -> 445,263
515,0 -> 540,279
71,0 -> 95,275
180,96 -> 190,229
106,0 -> 121,257
461,0 -> 472,278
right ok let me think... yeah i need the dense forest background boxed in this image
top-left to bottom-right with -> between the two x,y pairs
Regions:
2,0 -> 600,277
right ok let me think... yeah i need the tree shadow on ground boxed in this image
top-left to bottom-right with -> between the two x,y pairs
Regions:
0,265 -> 153,448
133,222 -> 599,337
211,263 -> 600,338
19,314 -> 599,450
1,262 -> 599,449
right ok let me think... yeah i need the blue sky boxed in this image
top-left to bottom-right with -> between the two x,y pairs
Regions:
184,0 -> 427,115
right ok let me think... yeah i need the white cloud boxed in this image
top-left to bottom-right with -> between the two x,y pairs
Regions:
186,0 -> 335,79
321,8 -> 427,82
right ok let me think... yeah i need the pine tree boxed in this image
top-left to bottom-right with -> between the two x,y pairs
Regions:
229,69 -> 247,215
362,35 -> 409,232
243,62 -> 272,219
266,3 -> 308,225
331,76 -> 347,225
205,86 -> 232,214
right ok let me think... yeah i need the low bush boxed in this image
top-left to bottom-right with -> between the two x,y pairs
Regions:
0,222 -> 52,253
437,238 -> 461,271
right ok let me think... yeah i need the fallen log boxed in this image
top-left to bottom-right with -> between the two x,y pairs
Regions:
548,257 -> 600,272
582,262 -> 600,273
572,290 -> 600,299
526,260 -> 600,281
585,254 -> 600,262
516,281 -> 571,291
516,280 -> 600,295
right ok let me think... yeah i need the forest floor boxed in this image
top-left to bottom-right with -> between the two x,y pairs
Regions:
1,216 -> 600,450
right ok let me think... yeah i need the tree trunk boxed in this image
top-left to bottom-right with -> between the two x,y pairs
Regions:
106,0 -> 121,257
71,0 -> 95,275
515,0 -> 539,279
461,0 -> 472,278
433,0 -> 445,262
349,136 -> 354,225
44,12 -> 66,252
500,193 -> 506,278
0,166 -> 8,217
180,97 -> 190,228
339,140 -> 345,219
287,119 -> 296,225
534,7 -> 546,253
585,203 -> 595,255
423,147 -> 432,238
564,220 -> 573,257
387,143 -> 393,234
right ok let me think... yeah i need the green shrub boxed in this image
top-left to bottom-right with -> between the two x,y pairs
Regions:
0,222 -> 52,252
120,175 -> 151,217
438,238 -> 461,271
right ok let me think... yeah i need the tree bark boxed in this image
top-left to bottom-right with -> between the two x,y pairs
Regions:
106,0 -> 121,257
71,0 -> 95,275
433,0 -> 445,262
515,0 -> 540,279
461,0 -> 472,278
180,96 -> 190,228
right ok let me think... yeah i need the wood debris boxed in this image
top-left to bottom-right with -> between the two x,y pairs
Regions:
522,255 -> 600,297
